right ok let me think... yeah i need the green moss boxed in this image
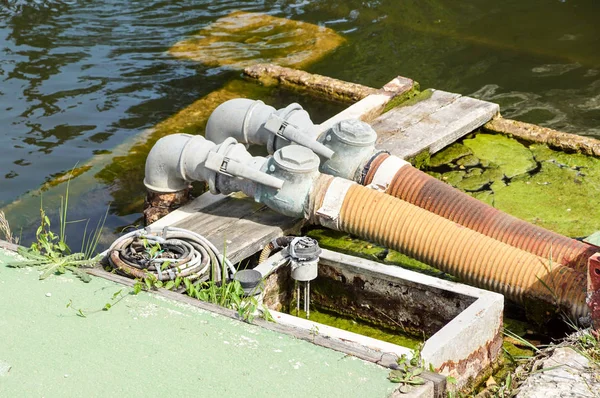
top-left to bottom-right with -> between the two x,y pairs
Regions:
306,228 -> 387,259
306,228 -> 455,280
455,167 -> 503,192
406,149 -> 431,170
469,190 -> 494,205
429,143 -> 472,168
168,11 -> 345,69
287,308 -> 422,350
455,154 -> 480,168
396,88 -> 434,109
384,250 -> 456,280
441,170 -> 466,186
463,134 -> 536,178
382,82 -> 421,113
426,133 -> 600,238
491,160 -> 600,238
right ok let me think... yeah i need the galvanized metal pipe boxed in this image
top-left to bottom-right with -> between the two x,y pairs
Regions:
310,175 -> 588,321
363,153 -> 597,273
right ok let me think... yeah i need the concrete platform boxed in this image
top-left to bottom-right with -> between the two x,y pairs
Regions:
0,248 -> 397,398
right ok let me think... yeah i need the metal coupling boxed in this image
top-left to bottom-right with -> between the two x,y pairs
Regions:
318,119 -> 379,181
256,145 -> 321,218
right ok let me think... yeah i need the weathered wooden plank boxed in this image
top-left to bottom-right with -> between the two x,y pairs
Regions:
243,63 -> 378,103
168,195 -> 303,264
150,192 -> 228,229
372,90 -> 499,159
318,76 -> 416,133
371,90 -> 460,138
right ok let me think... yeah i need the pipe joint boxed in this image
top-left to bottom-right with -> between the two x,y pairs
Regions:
319,119 -> 379,181
205,98 -> 330,157
144,133 -> 282,198
257,146 -> 321,218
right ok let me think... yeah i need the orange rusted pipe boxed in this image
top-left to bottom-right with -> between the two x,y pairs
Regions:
312,175 -> 588,320
363,153 -> 597,273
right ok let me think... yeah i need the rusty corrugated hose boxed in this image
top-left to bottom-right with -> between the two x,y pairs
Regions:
364,153 -> 597,273
312,175 -> 588,320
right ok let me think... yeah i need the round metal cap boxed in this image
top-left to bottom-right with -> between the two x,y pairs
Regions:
234,269 -> 263,296
329,119 -> 377,146
273,145 -> 320,173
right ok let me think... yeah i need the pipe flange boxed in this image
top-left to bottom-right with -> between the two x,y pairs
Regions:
242,100 -> 263,146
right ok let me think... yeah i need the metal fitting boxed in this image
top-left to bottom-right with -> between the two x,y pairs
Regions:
256,146 -> 321,218
144,134 -> 283,198
206,98 -> 333,158
319,119 -> 379,181
289,236 -> 321,282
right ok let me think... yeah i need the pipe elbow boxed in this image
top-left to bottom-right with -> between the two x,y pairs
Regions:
206,98 -> 275,145
144,134 -> 193,193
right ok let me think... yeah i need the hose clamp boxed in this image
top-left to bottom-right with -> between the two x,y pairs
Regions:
368,155 -> 410,191
206,137 -> 237,194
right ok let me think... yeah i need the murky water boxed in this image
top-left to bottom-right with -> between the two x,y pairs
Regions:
1,0 -> 598,248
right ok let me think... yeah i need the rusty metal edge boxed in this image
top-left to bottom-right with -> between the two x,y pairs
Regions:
588,253 -> 600,330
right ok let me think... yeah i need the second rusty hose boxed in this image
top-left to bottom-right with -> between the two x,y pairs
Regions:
313,176 -> 588,320
364,153 -> 597,272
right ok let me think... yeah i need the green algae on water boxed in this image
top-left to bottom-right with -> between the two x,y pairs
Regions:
463,134 -> 536,179
423,132 -> 600,238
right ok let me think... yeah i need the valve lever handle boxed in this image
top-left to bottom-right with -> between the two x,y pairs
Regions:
264,114 -> 335,159
205,151 -> 284,190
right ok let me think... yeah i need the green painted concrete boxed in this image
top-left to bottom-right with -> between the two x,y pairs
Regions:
0,249 -> 396,398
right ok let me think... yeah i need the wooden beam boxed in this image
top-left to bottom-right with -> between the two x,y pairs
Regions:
243,63 -> 378,103
484,117 -> 600,158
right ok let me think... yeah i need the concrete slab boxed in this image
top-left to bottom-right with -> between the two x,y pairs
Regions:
0,248 -> 397,398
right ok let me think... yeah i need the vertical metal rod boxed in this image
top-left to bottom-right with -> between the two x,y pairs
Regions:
306,281 -> 310,319
296,281 -> 300,316
303,282 -> 308,317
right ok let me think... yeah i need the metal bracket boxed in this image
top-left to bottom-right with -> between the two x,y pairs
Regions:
206,151 -> 234,176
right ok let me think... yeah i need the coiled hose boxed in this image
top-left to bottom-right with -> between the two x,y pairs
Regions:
364,153 -> 597,272
312,176 -> 588,320
107,227 -> 235,282
258,236 -> 295,263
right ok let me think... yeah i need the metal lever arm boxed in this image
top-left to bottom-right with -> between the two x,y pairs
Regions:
263,114 -> 335,159
205,151 -> 284,190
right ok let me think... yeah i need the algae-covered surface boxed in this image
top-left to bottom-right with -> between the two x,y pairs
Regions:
287,309 -> 422,350
169,11 -> 345,70
0,249 -> 396,398
306,228 -> 455,281
424,132 -> 600,238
